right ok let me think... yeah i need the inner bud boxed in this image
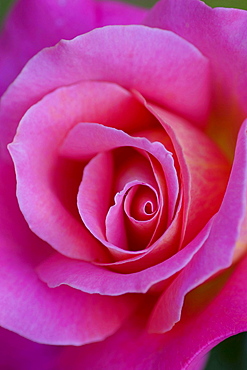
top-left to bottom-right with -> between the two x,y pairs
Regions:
145,201 -> 153,215
124,184 -> 158,222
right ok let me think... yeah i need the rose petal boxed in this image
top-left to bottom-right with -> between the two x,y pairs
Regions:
49,253 -> 247,369
144,0 -> 247,155
36,219 -> 212,296
0,25 -> 210,147
77,151 -> 118,251
148,119 -> 247,333
0,165 -> 138,345
0,249 -> 137,346
0,0 -> 146,95
0,247 -> 138,345
144,100 -> 230,247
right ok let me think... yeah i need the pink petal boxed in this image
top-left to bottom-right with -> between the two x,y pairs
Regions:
77,151 -> 116,252
0,221 -> 137,346
36,220 -> 212,296
144,100 -> 230,247
148,119 -> 247,333
49,254 -> 247,369
0,0 -> 146,95
144,0 -> 247,155
233,206 -> 247,263
105,187 -> 129,251
0,246 -> 137,345
0,165 -> 138,345
0,25 -> 210,145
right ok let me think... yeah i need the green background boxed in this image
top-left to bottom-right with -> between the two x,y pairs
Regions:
1,0 -> 247,23
1,0 -> 247,369
127,0 -> 247,8
0,0 -> 13,25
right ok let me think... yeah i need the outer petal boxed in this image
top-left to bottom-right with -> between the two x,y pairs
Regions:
148,119 -> 247,333
136,94 -> 230,247
0,228 -> 138,345
0,25 -> 211,149
50,254 -> 247,370
0,0 -> 146,95
36,220 -> 212,296
144,0 -> 247,155
0,134 -> 139,345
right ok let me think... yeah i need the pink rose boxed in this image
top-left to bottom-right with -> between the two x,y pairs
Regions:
0,0 -> 247,369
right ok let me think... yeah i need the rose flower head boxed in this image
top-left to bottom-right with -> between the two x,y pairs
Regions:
0,0 -> 247,369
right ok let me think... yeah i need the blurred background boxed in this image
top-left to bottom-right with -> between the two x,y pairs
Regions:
1,0 -> 247,23
0,0 -> 247,369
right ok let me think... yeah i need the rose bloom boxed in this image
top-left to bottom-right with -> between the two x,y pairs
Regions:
0,0 -> 247,368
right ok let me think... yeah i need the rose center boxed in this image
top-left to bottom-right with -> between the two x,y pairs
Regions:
125,184 -> 158,222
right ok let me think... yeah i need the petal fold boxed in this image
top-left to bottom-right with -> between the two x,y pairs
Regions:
36,220 -> 211,296
148,119 -> 247,333
144,0 -> 247,154
1,24 -> 210,146
50,253 -> 247,369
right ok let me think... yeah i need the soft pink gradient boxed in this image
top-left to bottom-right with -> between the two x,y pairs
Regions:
0,25 -> 210,145
2,252 -> 247,369
51,253 -> 247,369
0,162 -> 139,345
0,0 -> 247,369
144,0 -> 247,155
